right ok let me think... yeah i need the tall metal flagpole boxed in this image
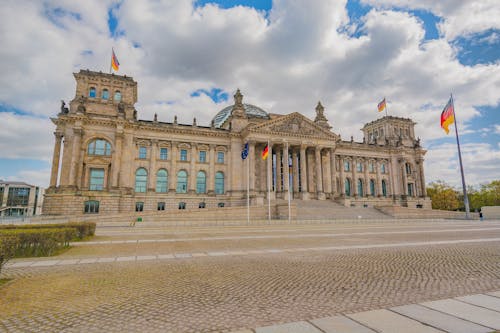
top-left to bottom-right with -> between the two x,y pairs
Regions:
109,48 -> 113,74
451,94 -> 471,219
287,142 -> 291,224
267,140 -> 271,224
385,97 -> 388,117
247,146 -> 250,225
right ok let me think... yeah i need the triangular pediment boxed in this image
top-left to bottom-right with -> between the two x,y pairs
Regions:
248,112 -> 338,140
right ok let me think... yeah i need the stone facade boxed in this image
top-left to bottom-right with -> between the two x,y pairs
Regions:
43,70 -> 430,215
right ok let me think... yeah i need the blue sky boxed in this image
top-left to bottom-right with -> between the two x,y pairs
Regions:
0,0 -> 499,189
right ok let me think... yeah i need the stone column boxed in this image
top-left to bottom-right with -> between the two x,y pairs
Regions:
300,145 -> 308,198
111,133 -> 123,188
315,146 -> 324,199
364,158 -> 369,197
283,143 -> 290,199
274,148 -> 281,193
207,144 -> 215,194
324,149 -> 332,194
59,133 -> 73,187
69,128 -> 82,187
249,141 -> 256,192
338,156 -> 345,196
169,142 -> 178,192
402,160 -> 408,195
418,160 -> 426,197
330,149 -> 337,196
352,158 -> 358,197
75,145 -> 85,189
49,132 -> 63,188
189,144 -> 197,193
376,159 -> 382,196
292,149 -> 299,194
149,140 -> 158,191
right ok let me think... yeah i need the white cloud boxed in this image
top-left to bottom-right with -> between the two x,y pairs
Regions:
494,124 -> 500,134
361,0 -> 500,41
0,0 -> 499,188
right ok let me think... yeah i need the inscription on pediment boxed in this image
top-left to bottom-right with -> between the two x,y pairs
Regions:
269,117 -> 320,136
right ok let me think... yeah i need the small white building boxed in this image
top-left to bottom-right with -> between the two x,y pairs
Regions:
0,181 -> 44,217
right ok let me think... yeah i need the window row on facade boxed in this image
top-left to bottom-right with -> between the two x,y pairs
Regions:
84,200 -> 226,214
89,168 -> 225,194
88,87 -> 121,102
343,178 -> 388,197
342,160 -> 387,173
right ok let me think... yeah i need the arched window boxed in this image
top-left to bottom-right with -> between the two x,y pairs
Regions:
405,163 -> 412,175
87,139 -> 111,156
196,171 -> 206,194
156,169 -> 168,193
345,178 -> 351,196
215,172 -> 224,194
382,180 -> 387,197
381,163 -> 386,174
135,168 -> 147,193
114,90 -> 122,102
370,179 -> 376,196
101,89 -> 109,100
176,170 -> 188,193
357,179 -> 364,196
89,87 -> 96,98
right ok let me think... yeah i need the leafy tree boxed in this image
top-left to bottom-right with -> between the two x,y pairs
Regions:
469,180 -> 500,210
426,181 -> 460,211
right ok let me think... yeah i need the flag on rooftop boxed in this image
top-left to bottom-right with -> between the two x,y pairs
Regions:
377,98 -> 386,112
440,97 -> 455,134
111,48 -> 120,71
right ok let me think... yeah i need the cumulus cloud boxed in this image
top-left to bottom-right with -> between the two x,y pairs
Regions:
0,0 -> 499,187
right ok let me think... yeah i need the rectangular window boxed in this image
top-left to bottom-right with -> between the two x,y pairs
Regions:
180,149 -> 188,161
344,161 -> 350,172
408,183 -> 414,196
84,200 -> 99,214
7,187 -> 30,206
139,146 -> 147,159
199,151 -> 206,162
356,162 -> 363,172
369,163 -> 374,173
157,202 -> 165,211
217,152 -> 224,163
381,164 -> 386,174
160,148 -> 168,160
135,202 -> 144,212
89,168 -> 105,191
0,187 -> 4,206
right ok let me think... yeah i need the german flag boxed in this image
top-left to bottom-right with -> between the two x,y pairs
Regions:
377,98 -> 386,112
111,48 -> 120,71
262,144 -> 269,160
441,97 -> 455,134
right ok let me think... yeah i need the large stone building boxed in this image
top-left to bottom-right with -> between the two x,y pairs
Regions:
43,70 -> 430,215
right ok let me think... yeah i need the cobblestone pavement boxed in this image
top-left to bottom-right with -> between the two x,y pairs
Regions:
1,221 -> 500,332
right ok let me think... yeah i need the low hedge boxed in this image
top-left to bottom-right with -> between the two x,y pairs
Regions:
0,222 -> 96,240
0,228 -> 77,274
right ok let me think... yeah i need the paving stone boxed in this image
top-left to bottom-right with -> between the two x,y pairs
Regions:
97,257 -> 116,263
455,294 -> 500,312
174,253 -> 192,258
391,304 -> 491,333
116,256 -> 136,262
56,259 -> 80,265
78,258 -> 98,264
31,260 -> 60,267
421,299 -> 500,329
157,254 -> 175,259
136,255 -> 157,261
6,261 -> 34,268
255,321 -> 323,333
310,315 -> 376,333
486,291 -> 500,298
347,309 -> 444,333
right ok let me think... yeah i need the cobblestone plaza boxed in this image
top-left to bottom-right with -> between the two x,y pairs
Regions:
1,220 -> 500,332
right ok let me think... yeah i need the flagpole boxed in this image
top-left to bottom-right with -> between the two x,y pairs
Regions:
109,48 -> 113,74
267,140 -> 271,224
451,94 -> 471,219
385,97 -> 388,116
247,146 -> 250,225
287,142 -> 291,224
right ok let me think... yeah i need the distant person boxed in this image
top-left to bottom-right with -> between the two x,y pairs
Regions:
479,211 -> 483,221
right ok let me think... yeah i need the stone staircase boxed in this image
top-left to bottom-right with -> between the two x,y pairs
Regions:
296,200 -> 392,220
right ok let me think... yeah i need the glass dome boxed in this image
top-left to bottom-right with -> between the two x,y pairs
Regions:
212,103 -> 269,128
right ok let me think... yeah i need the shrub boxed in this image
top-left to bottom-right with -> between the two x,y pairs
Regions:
0,222 -> 96,240
0,228 -> 76,258
0,235 -> 18,275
